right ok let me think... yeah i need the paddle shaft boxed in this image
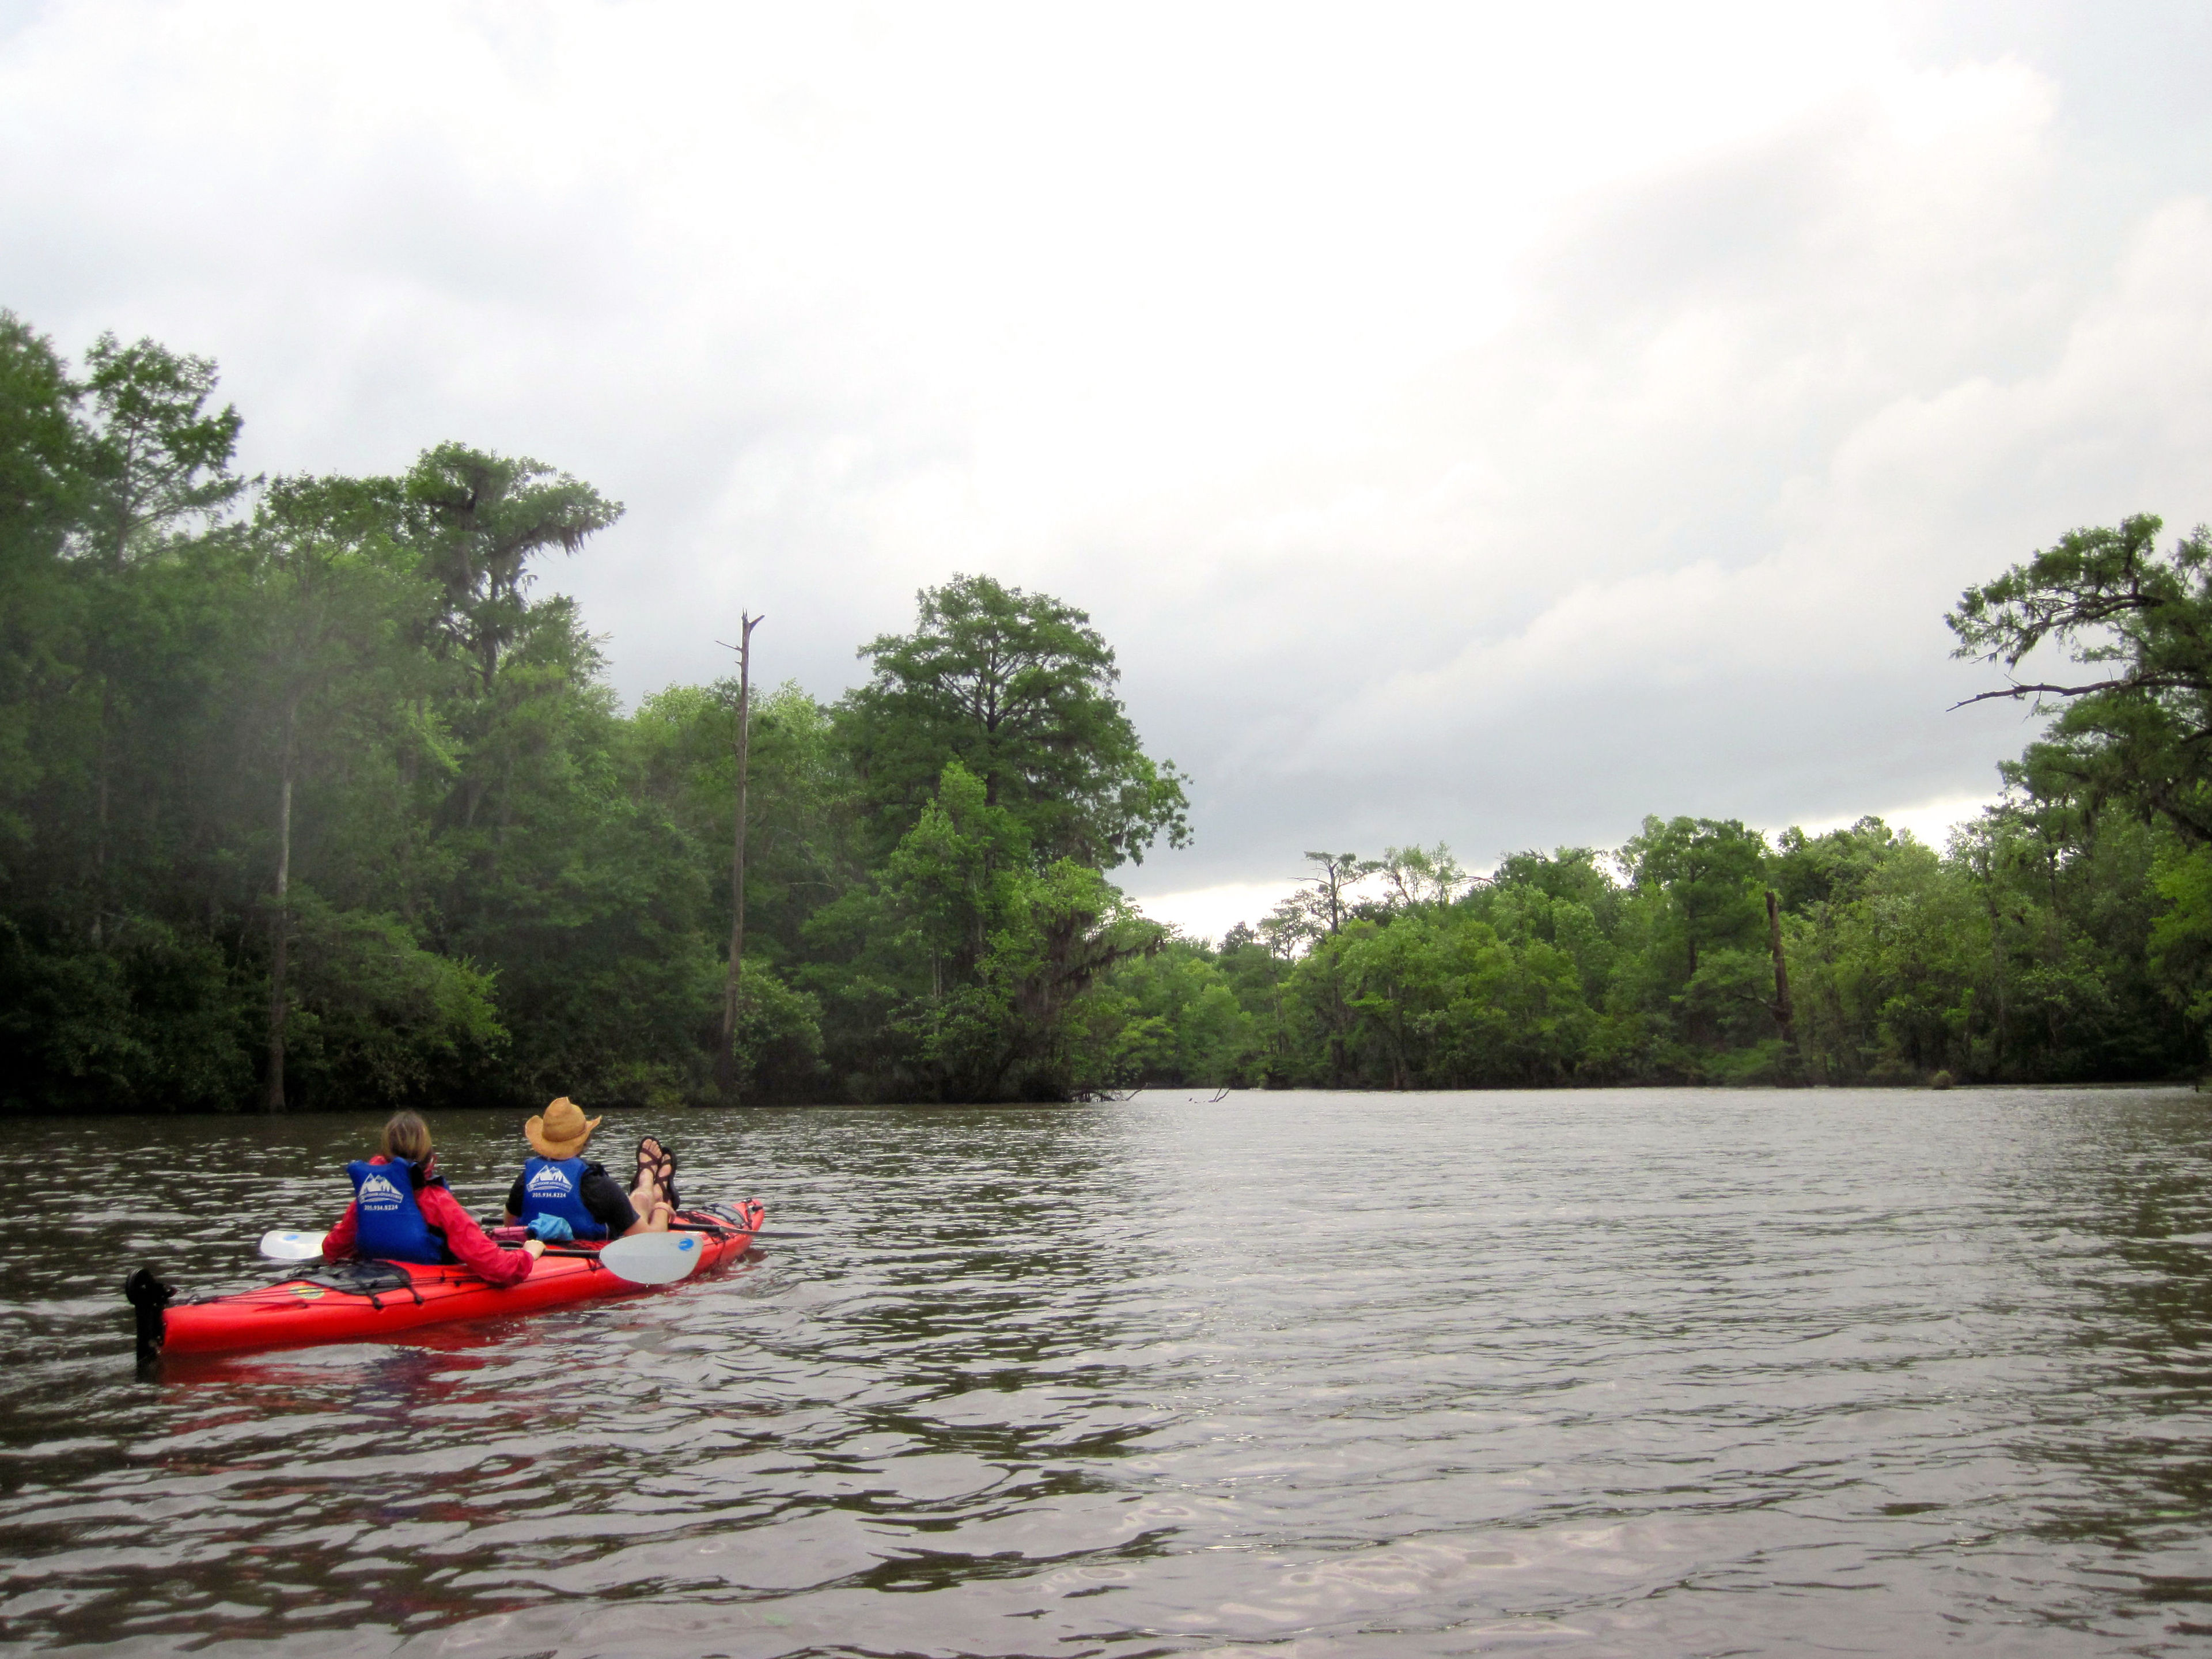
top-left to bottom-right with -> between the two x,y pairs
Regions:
668,1222 -> 787,1236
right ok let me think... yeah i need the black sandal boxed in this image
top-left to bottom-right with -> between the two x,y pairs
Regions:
657,1146 -> 681,1214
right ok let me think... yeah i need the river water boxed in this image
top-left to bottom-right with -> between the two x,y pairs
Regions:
3,1088 -> 2212,1656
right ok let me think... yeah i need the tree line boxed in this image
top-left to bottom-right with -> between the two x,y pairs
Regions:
2,310 -> 2207,1108
1103,810 -> 2187,1090
0,311 -> 1188,1111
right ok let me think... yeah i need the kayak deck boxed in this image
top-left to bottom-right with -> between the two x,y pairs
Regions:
130,1202 -> 763,1361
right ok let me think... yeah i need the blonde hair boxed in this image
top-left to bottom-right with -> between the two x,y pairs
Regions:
381,1111 -> 433,1164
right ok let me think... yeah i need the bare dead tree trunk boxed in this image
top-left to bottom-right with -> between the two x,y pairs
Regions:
264,696 -> 300,1113
716,613 -> 762,1104
1766,889 -> 1799,1082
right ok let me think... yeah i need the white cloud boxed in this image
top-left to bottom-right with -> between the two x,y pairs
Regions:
1132,881 -> 1304,947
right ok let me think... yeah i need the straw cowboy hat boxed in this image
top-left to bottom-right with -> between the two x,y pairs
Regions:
525,1097 -> 602,1160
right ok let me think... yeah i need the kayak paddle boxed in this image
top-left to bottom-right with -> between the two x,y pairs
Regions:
258,1227 -> 705,1286
552,1230 -> 705,1285
259,1230 -> 324,1262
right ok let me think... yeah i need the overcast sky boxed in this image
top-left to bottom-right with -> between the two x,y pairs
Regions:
5,1 -> 2210,936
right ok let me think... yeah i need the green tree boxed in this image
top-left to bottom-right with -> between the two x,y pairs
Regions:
813,761 -> 1162,1100
0,313 -> 88,832
403,442 -> 623,696
243,475 -> 428,1109
840,574 -> 1190,868
1376,843 -> 1469,912
1623,816 -> 1769,981
72,334 -> 247,944
1950,514 -> 2212,840
1080,940 -> 1257,1088
78,332 -> 244,566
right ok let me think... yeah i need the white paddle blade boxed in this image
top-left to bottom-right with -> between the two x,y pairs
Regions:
595,1230 -> 704,1285
259,1230 -> 324,1262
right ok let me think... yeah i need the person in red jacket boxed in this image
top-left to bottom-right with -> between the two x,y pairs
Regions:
323,1111 -> 542,1286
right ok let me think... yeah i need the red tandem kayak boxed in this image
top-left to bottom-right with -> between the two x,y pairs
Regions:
124,1200 -> 763,1362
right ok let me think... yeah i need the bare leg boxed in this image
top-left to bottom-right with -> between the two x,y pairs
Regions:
623,1172 -> 671,1235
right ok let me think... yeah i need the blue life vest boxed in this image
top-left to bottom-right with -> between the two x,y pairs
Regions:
517,1156 -> 609,1240
346,1157 -> 448,1264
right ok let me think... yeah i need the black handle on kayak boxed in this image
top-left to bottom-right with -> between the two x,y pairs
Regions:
124,1268 -> 173,1369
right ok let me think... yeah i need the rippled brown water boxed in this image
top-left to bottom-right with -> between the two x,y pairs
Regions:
4,1088 -> 2212,1656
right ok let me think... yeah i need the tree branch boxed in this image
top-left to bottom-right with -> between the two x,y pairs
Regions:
1948,673 -> 2203,711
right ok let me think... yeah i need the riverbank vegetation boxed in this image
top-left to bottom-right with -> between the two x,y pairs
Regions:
1123,812 -> 2187,1089
2,312 -> 2206,1108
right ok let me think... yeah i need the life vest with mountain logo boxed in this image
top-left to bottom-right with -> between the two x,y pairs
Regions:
346,1157 -> 449,1264
518,1156 -> 609,1240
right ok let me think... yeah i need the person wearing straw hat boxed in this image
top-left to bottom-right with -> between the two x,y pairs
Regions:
502,1097 -> 673,1241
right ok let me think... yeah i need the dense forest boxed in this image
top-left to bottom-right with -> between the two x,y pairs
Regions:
3,312 -> 2210,1109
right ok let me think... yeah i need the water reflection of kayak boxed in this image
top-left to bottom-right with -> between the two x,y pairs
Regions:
123,1201 -> 764,1363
